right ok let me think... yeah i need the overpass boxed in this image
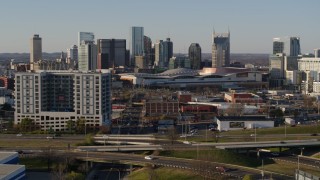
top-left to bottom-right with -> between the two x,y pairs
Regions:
195,139 -> 320,150
76,144 -> 163,152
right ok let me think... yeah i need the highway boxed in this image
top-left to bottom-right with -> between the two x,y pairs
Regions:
68,151 -> 293,180
271,155 -> 320,169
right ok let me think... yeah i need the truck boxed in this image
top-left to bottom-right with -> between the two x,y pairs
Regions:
285,118 -> 295,126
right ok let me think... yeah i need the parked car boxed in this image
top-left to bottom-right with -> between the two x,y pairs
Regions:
16,133 -> 22,137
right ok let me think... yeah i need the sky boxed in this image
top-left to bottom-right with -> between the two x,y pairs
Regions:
0,0 -> 319,54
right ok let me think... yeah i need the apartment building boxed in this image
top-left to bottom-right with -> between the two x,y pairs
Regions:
14,70 -> 111,131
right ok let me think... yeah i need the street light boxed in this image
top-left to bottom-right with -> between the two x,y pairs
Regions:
261,159 -> 264,180
284,123 -> 287,139
254,124 -> 257,142
205,125 -> 208,142
103,135 -> 107,146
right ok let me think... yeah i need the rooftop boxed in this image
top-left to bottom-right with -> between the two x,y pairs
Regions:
0,152 -> 18,162
0,164 -> 25,178
216,116 -> 270,121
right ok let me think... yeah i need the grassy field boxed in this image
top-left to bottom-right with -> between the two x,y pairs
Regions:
19,157 -> 50,170
127,167 -> 202,180
159,149 -> 268,167
0,138 -> 81,148
0,134 -> 84,148
178,124 -> 320,143
261,160 -> 320,176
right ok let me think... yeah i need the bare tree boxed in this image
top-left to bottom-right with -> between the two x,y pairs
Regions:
166,128 -> 179,145
191,155 -> 223,179
212,131 -> 221,143
224,103 -> 244,116
41,146 -> 56,171
52,163 -> 67,180
145,164 -> 158,180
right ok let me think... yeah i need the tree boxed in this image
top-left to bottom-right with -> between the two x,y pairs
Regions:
1,103 -> 13,111
75,118 -> 86,134
166,128 -> 179,145
41,146 -> 56,171
66,120 -> 75,133
242,174 -> 255,180
52,163 -> 67,180
98,125 -> 110,134
303,95 -> 316,112
212,131 -> 221,143
145,164 -> 158,180
19,118 -> 35,132
224,103 -> 244,116
269,109 -> 284,118
65,171 -> 85,180
191,150 -> 223,179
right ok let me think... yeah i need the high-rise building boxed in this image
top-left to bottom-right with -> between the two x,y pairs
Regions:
188,43 -> 202,70
169,56 -> 190,69
78,32 -> 94,45
130,27 -> 144,66
269,53 -> 286,88
272,37 -> 301,56
30,34 -> 42,64
212,31 -> 230,68
135,56 -> 146,69
269,53 -> 285,79
78,42 -> 97,71
288,37 -> 301,56
14,70 -> 112,131
162,38 -> 173,67
154,40 -> 165,68
97,39 -> 126,69
154,38 -> 173,68
314,49 -> 320,58
273,38 -> 284,54
144,36 -> 152,67
298,57 -> 320,82
67,45 -> 78,62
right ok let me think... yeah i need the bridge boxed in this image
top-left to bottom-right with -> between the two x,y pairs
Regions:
196,139 -> 320,150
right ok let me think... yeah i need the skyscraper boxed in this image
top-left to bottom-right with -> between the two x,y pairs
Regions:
67,45 -> 78,62
315,49 -> 320,58
162,38 -> 173,67
130,27 -> 144,66
273,38 -> 284,54
30,34 -> 42,64
144,36 -> 152,67
288,37 -> 301,56
188,43 -> 202,70
154,38 -> 173,68
154,40 -> 165,68
212,31 -> 230,68
78,32 -> 97,71
97,39 -> 126,69
78,32 -> 94,45
78,42 -> 97,71
272,37 -> 301,56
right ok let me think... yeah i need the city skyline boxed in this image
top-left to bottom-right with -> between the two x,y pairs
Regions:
0,0 -> 319,54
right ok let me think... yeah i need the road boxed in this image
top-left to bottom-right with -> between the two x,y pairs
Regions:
66,151 -> 292,180
271,155 -> 320,169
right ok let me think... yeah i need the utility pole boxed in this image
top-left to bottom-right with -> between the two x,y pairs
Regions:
285,123 -> 287,139
255,124 -> 257,142
261,159 -> 264,180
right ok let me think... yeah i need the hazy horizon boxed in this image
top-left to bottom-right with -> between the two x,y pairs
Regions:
1,0 -> 319,54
